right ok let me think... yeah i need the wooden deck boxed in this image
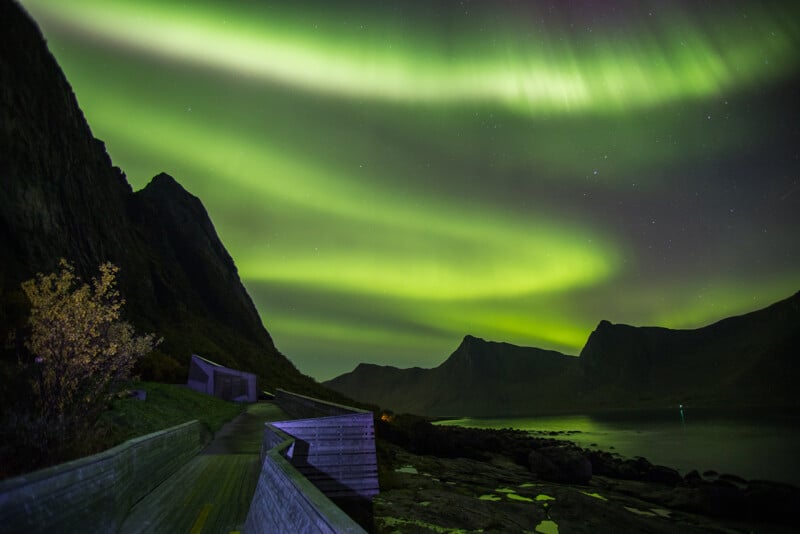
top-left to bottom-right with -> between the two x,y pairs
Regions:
120,402 -> 288,534
273,413 -> 379,500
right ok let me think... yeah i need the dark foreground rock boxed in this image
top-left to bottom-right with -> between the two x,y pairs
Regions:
375,444 -> 800,533
528,447 -> 592,484
373,417 -> 800,532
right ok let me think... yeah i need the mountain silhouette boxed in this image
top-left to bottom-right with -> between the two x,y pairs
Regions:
0,1 -> 330,397
326,292 -> 800,415
326,335 -> 581,416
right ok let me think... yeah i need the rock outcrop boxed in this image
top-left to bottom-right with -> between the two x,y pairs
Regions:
375,417 -> 800,532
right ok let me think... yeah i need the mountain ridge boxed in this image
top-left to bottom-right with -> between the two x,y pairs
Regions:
326,291 -> 800,416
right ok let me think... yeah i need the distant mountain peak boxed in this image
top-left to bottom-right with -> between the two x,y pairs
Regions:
460,334 -> 486,346
141,172 -> 200,204
147,172 -> 182,189
327,291 -> 800,415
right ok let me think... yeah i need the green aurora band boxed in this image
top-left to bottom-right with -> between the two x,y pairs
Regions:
21,0 -> 800,113
18,0 -> 800,379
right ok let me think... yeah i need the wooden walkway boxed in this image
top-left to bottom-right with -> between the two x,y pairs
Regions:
120,402 -> 289,534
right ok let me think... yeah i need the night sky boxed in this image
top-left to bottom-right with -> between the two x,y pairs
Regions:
19,0 -> 800,380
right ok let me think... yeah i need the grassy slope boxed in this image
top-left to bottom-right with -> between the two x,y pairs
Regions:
97,381 -> 245,448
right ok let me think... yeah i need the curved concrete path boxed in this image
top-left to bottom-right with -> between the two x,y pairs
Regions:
121,401 -> 288,534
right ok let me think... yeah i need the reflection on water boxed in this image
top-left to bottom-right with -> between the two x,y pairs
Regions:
437,409 -> 800,486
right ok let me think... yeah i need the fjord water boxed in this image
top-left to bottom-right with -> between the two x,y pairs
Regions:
437,409 -> 800,486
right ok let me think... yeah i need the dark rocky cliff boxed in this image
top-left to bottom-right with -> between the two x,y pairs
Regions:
0,0 -> 326,396
579,291 -> 800,408
326,335 -> 581,416
327,292 -> 800,415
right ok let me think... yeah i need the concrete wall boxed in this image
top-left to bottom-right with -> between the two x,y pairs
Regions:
275,388 -> 370,419
244,426 -> 366,534
187,354 -> 257,402
0,420 -> 204,533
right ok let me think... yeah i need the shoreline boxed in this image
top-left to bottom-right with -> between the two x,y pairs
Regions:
373,414 -> 800,532
432,408 -> 800,487
430,403 -> 800,421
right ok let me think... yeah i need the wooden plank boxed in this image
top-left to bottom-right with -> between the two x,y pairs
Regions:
301,473 -> 378,483
119,402 -> 290,533
291,438 -> 376,450
276,415 -> 373,425
294,460 -> 375,469
299,464 -> 377,475
309,480 -> 379,492
279,426 -> 374,435
308,478 -> 379,488
297,472 -> 378,483
274,421 -> 373,432
285,435 -> 374,445
285,427 -> 374,434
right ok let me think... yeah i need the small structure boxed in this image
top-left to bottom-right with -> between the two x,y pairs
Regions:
186,354 -> 257,402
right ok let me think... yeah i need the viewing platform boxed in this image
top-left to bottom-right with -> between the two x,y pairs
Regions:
120,401 -> 288,533
0,390 -> 378,533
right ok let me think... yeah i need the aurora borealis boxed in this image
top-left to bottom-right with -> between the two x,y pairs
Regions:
18,0 -> 800,380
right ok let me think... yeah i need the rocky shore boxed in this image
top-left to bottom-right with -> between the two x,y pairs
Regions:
372,417 -> 800,533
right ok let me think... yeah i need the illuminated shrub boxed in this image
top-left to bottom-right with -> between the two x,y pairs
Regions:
1,260 -> 158,474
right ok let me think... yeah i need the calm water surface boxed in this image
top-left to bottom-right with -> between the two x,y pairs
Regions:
437,409 -> 800,486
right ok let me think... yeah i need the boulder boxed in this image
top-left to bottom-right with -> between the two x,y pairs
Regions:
718,473 -> 747,487
586,450 -> 622,477
529,446 -> 592,484
528,450 -> 559,480
648,465 -> 682,485
699,483 -> 747,518
745,480 -> 800,526
683,470 -> 702,486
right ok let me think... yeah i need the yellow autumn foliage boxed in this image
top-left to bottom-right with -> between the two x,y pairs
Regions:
22,259 -> 158,421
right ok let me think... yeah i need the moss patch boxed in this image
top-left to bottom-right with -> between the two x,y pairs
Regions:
580,491 -> 607,501
535,519 -> 559,534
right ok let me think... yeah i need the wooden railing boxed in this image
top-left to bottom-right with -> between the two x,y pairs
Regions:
273,389 -> 379,500
0,420 -> 204,532
244,424 -> 366,533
